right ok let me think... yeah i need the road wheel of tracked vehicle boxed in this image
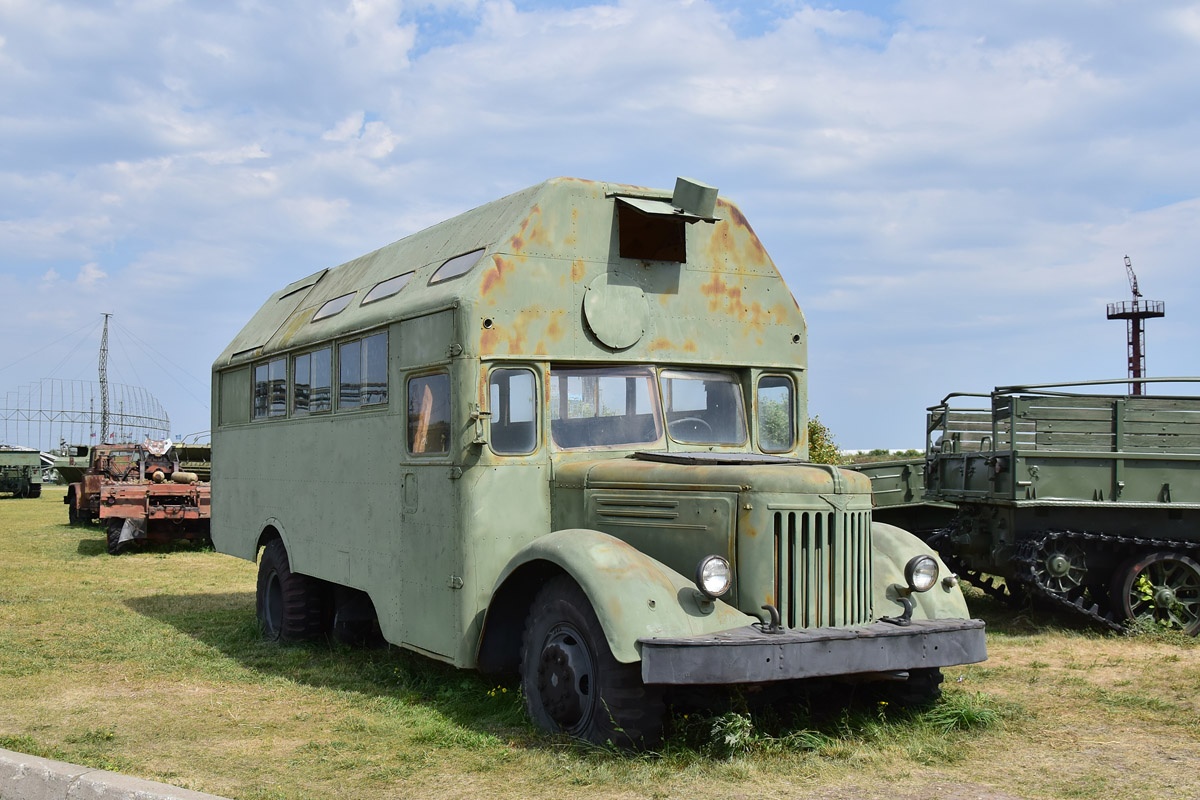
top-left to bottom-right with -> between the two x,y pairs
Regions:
1032,539 -> 1089,597
256,538 -> 327,642
105,519 -> 130,556
520,575 -> 664,749
1110,551 -> 1200,636
877,667 -> 944,710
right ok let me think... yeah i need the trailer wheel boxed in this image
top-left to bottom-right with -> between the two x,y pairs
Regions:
256,538 -> 327,642
106,520 -> 130,556
1110,551 -> 1200,636
519,575 -> 663,749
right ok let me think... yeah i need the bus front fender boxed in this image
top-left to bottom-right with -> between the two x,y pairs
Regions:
487,529 -> 755,665
871,522 -> 971,621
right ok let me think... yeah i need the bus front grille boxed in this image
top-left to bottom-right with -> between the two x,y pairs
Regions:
773,510 -> 873,629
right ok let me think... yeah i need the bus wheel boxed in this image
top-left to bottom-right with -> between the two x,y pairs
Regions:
519,575 -> 663,749
256,538 -> 327,642
106,520 -> 130,556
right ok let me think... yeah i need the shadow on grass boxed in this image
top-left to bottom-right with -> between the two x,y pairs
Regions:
123,591 -> 532,746
74,536 -> 214,558
122,591 -> 1003,760
76,537 -> 107,557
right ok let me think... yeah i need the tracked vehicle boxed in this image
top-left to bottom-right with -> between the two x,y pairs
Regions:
212,176 -> 986,746
925,379 -> 1200,635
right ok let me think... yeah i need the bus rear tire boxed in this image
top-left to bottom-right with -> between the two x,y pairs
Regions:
519,575 -> 663,749
256,538 -> 327,642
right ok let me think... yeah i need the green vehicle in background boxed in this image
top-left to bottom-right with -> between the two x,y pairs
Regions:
0,446 -> 43,498
859,380 -> 1200,635
922,380 -> 1200,635
211,176 -> 986,746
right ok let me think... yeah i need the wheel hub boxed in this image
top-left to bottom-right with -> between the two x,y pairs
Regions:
537,643 -> 580,726
536,625 -> 594,730
1046,554 -> 1071,578
1034,541 -> 1088,596
1153,586 -> 1177,607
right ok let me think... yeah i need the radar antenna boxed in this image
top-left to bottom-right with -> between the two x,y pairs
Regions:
99,313 -> 111,442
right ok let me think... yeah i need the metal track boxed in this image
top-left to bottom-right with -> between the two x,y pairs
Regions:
927,526 -> 1200,634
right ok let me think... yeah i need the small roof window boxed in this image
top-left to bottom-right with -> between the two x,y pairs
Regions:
430,249 -> 485,285
312,292 -> 356,322
362,271 -> 414,305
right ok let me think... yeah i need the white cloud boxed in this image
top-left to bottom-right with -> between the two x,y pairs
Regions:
1,0 -> 1199,443
76,263 -> 106,287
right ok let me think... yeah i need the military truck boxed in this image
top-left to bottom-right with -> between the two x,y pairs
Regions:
211,176 -> 986,746
97,439 -> 211,555
924,380 -> 1200,635
848,458 -> 955,535
65,440 -> 211,554
0,446 -> 43,498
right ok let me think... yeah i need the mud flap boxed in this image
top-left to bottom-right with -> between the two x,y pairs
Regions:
119,518 -> 148,544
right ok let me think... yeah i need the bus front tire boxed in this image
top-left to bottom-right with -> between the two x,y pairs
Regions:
519,575 -> 663,749
256,538 -> 327,642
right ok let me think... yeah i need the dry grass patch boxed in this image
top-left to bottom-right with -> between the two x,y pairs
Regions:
1,490 -> 1197,799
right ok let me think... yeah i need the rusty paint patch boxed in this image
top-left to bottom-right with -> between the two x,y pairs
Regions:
570,259 -> 586,282
682,340 -> 697,353
480,255 -> 511,298
647,337 -> 673,352
545,310 -> 566,342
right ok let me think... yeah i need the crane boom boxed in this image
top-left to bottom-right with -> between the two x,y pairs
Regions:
1124,255 -> 1141,299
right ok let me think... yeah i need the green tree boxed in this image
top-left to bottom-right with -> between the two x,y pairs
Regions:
807,415 -> 842,465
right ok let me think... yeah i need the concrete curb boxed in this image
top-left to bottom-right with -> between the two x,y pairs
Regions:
0,748 -> 232,800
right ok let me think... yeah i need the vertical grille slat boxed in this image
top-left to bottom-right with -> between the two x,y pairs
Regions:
772,509 -> 873,629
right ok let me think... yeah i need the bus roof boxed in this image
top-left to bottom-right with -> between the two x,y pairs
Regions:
214,177 -> 806,370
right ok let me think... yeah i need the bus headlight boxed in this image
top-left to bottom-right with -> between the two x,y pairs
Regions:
905,555 -> 939,593
695,555 -> 731,598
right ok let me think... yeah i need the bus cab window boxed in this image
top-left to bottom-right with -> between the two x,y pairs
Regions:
757,375 -> 794,453
489,368 -> 537,455
408,374 -> 450,454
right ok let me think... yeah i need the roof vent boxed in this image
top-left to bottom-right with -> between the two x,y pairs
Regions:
671,177 -> 717,219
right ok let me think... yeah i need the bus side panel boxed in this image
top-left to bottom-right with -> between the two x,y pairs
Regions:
460,462 -> 550,666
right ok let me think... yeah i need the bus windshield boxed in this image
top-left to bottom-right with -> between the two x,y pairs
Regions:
549,366 -> 663,449
661,369 -> 748,445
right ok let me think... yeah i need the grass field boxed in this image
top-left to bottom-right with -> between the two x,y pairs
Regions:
1,488 -> 1197,799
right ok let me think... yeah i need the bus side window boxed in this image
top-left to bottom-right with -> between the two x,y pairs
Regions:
757,375 -> 794,453
254,358 -> 286,419
408,373 -> 450,455
489,368 -> 537,455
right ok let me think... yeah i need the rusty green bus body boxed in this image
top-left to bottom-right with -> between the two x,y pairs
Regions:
212,177 -> 984,741
0,447 -> 42,498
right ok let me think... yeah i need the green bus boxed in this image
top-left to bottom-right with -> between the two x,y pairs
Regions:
212,177 -> 985,746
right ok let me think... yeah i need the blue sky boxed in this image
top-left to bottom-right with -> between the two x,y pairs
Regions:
2,0 -> 1198,449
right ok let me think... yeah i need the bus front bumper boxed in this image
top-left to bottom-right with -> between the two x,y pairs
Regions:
638,618 -> 986,685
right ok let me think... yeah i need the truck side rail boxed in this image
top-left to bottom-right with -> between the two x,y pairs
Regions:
926,378 -> 1200,505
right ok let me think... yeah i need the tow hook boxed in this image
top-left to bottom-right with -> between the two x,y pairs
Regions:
754,604 -> 784,634
879,591 -> 915,627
